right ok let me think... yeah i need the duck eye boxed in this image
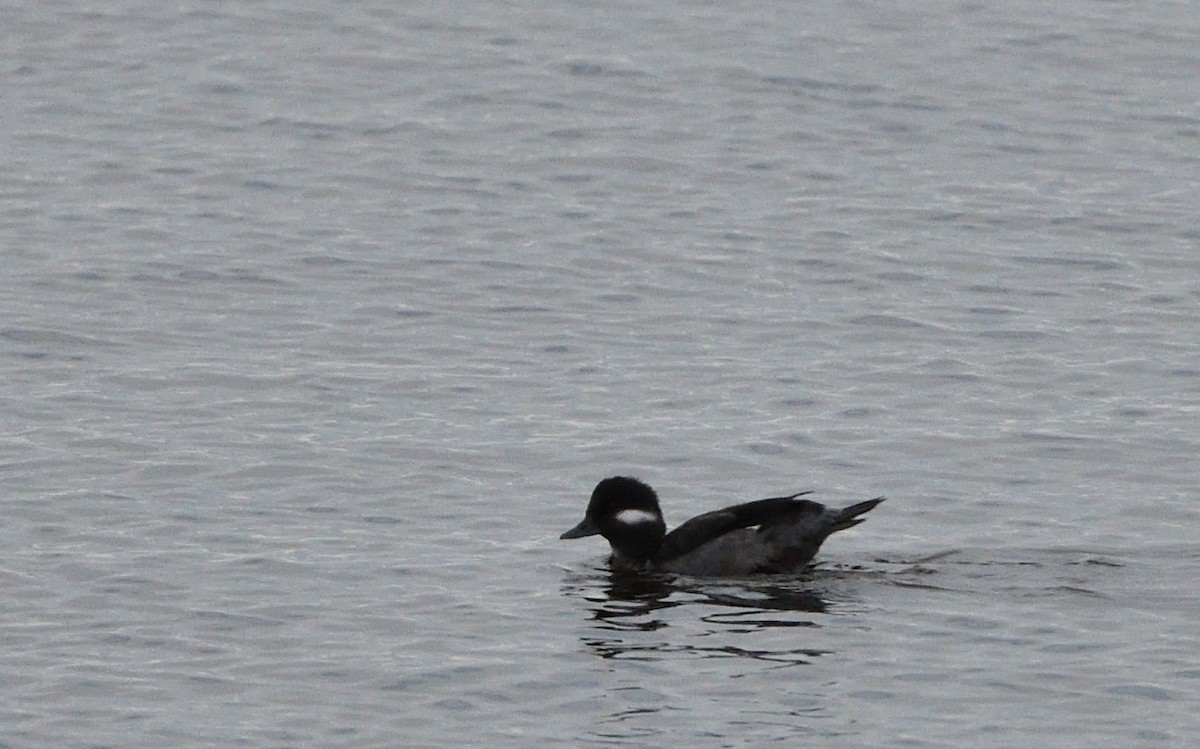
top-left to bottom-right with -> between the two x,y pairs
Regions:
614,509 -> 658,525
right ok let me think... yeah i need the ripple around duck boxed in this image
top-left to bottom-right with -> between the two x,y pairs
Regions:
547,541 -> 1196,742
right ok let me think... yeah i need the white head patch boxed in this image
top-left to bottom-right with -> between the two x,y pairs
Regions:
614,508 -> 659,526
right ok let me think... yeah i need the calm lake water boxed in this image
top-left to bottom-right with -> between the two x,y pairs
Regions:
3,1 -> 1198,747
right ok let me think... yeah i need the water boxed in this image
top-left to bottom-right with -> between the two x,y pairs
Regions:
3,1 -> 1198,746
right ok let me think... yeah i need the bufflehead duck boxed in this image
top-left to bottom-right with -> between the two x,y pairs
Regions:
561,476 -> 884,576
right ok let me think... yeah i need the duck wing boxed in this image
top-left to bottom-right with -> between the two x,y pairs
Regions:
656,492 -> 813,562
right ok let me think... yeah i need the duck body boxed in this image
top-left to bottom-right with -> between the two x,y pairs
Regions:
561,476 -> 884,576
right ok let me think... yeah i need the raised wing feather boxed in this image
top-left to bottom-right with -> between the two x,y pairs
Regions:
656,492 -> 813,561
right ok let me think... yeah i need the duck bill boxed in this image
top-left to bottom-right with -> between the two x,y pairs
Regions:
560,516 -> 600,539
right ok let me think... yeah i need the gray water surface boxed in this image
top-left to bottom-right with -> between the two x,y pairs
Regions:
3,1 -> 1198,747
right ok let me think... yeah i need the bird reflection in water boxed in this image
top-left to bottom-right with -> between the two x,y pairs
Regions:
566,566 -> 838,665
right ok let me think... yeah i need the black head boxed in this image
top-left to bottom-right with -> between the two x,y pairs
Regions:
560,476 -> 667,564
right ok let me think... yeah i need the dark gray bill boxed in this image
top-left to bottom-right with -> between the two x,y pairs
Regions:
560,516 -> 600,539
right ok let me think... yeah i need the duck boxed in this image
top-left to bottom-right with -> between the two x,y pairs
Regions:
561,476 -> 884,576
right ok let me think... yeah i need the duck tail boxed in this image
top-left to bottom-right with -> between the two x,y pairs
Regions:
828,497 -> 886,533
